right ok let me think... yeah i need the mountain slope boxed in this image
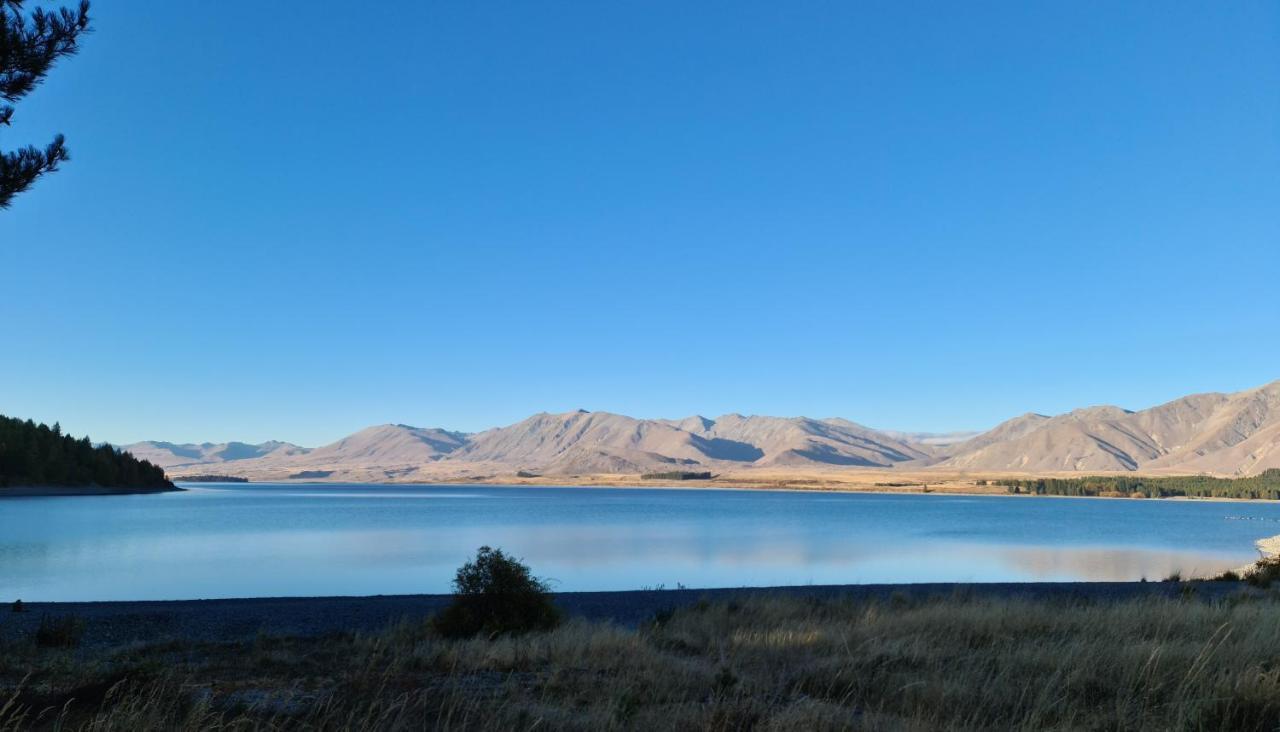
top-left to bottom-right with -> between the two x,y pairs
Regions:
1143,382 -> 1280,473
444,411 -> 937,473
155,379 -> 1280,480
942,381 -> 1280,474
122,440 -> 309,470
679,414 -> 930,467
282,424 -> 469,469
450,411 -> 737,473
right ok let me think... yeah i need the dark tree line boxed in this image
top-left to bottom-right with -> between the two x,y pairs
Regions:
641,471 -> 714,481
179,474 -> 249,483
1,0 -> 90,209
999,471 -> 1280,500
0,414 -> 173,489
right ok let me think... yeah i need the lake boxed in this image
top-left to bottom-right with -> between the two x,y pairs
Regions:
1,483 -> 1277,601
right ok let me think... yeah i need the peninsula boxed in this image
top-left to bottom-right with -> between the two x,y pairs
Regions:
0,415 -> 176,496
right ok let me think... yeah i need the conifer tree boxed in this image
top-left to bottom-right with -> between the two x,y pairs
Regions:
1,0 -> 90,209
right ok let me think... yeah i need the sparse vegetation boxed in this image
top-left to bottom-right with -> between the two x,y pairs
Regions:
998,469 -> 1280,500
33,614 -> 83,648
1182,556 -> 1280,587
4,594 -> 1280,729
431,546 -> 561,639
640,471 -> 713,481
1243,556 -> 1280,588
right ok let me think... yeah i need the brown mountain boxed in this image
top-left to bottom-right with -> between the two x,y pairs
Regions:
158,411 -> 937,479
152,379 -> 1280,480
447,411 -> 930,473
942,381 -> 1280,474
122,440 -> 310,471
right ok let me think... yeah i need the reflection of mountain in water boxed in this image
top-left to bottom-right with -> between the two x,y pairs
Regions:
993,545 -> 1242,582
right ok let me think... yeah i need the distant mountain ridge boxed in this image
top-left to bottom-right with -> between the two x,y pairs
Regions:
124,440 -> 311,470
128,379 -> 1280,480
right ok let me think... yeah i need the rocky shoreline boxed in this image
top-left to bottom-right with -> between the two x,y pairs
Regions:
0,582 -> 1255,650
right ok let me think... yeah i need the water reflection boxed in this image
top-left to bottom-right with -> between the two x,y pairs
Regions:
0,484 -> 1273,600
992,544 -> 1241,582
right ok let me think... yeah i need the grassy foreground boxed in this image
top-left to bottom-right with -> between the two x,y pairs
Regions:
4,592 -> 1280,730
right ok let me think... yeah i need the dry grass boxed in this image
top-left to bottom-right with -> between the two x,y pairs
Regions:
4,592 -> 1280,730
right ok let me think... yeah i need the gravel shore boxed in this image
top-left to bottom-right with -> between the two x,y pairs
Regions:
0,582 -> 1253,649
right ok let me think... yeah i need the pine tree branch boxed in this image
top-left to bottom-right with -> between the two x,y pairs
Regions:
0,1 -> 88,209
1,0 -> 90,102
0,132 -> 66,208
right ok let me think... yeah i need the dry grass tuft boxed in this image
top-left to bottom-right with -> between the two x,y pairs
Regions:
4,593 -> 1280,729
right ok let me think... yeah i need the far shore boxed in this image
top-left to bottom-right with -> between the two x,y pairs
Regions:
170,470 -> 1280,505
0,484 -> 182,498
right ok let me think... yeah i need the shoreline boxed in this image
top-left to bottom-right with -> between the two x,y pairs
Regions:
0,582 -> 1252,649
0,484 -> 182,498
1224,531 -> 1280,577
1257,534 -> 1280,558
176,476 -> 1280,505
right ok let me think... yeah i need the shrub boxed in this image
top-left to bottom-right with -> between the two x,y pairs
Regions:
1245,556 -> 1280,588
10,599 -> 22,613
35,614 -> 85,648
432,546 -> 560,639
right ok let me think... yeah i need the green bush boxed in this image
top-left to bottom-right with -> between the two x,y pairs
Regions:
432,546 -> 560,639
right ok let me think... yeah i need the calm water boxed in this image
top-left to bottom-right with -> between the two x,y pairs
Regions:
1,483 -> 1278,601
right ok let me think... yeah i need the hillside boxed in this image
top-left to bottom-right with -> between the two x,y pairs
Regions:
263,424 -> 469,479
123,440 -> 310,470
670,414 -> 930,467
0,415 -> 175,493
943,381 -> 1280,474
155,379 -> 1280,481
163,411 -> 944,480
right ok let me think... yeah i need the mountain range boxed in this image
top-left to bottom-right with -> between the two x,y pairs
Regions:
125,380 -> 1280,481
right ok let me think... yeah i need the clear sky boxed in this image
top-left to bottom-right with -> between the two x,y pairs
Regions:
2,2 -> 1278,446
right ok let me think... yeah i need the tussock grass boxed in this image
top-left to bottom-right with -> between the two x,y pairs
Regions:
4,593 -> 1280,729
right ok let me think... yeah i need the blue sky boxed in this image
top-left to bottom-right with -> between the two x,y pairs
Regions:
2,2 -> 1278,446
